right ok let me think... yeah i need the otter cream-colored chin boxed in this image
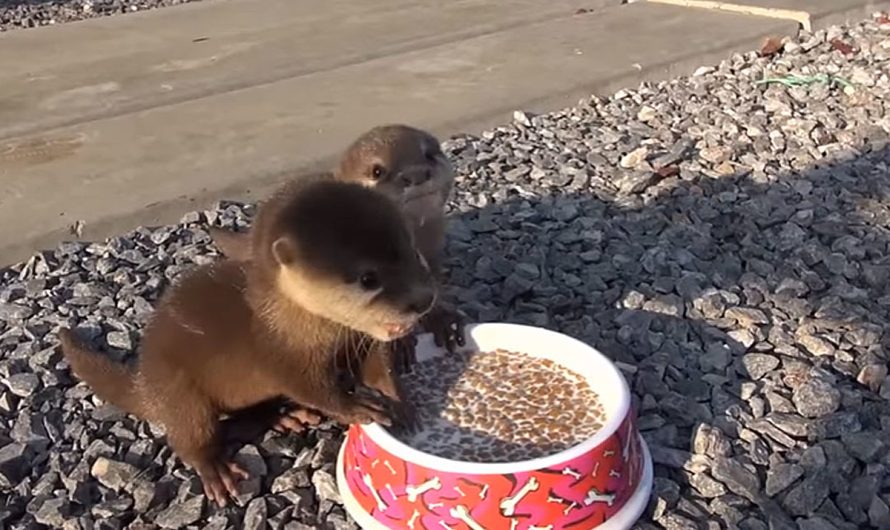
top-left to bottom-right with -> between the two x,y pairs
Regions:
337,322 -> 653,530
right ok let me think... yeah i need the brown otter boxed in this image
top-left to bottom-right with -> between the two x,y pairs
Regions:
59,175 -> 435,507
209,124 -> 465,361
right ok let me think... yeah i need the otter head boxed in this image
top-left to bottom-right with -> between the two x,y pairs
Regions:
336,124 -> 455,204
257,178 -> 436,341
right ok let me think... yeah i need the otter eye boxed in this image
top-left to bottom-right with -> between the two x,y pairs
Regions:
359,272 -> 380,291
371,164 -> 386,180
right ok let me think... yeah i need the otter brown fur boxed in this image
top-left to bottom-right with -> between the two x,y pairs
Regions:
209,124 -> 464,358
59,175 -> 435,507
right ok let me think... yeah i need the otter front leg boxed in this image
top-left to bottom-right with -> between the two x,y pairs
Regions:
361,343 -> 417,432
282,371 -> 394,427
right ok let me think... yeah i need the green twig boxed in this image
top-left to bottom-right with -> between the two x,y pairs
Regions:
755,73 -> 853,89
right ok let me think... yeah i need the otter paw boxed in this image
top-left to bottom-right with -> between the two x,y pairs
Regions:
390,333 -> 418,374
423,306 -> 466,353
198,460 -> 249,508
272,407 -> 323,434
391,400 -> 420,435
342,389 -> 394,426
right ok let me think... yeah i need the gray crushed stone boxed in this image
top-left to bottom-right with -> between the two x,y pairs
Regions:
1,13 -> 890,530
0,0 -> 200,32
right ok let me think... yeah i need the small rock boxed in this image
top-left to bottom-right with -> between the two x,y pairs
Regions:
796,517 -> 839,530
689,473 -> 726,498
793,377 -> 841,418
766,413 -> 809,437
326,512 -> 356,530
234,476 -> 263,506
638,105 -> 657,122
284,523 -> 315,530
692,424 -> 732,456
799,446 -> 827,471
311,469 -> 340,504
271,468 -> 310,493
699,146 -> 730,164
809,411 -> 862,439
658,512 -> 699,529
234,445 -> 267,477
700,343 -> 732,372
693,66 -> 715,76
782,471 -> 830,516
513,110 -> 532,126
613,171 -> 656,194
725,307 -> 769,327
728,329 -> 756,349
765,463 -> 804,496
132,480 -> 159,512
0,442 -> 29,485
619,147 -> 649,169
0,303 -> 34,320
711,457 -> 761,502
841,431 -> 886,463
105,331 -> 132,350
153,496 -> 205,529
741,353 -> 780,380
514,262 -> 540,280
33,497 -> 70,527
310,439 -> 338,469
857,364 -> 888,392
850,66 -> 875,86
91,497 -> 133,518
796,333 -> 835,357
242,497 -> 267,530
3,373 -> 41,398
869,495 -> 890,528
650,445 -> 697,469
90,457 -> 139,491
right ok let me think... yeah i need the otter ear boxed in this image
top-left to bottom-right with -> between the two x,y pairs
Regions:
271,236 -> 299,265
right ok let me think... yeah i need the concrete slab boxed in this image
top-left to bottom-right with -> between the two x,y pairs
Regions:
645,0 -> 890,31
0,0 -> 617,139
0,1 -> 798,266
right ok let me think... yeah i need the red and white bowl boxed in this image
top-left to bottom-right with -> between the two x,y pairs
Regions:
337,323 -> 653,530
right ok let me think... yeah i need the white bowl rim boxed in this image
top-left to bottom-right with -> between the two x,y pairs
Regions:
360,322 -> 632,475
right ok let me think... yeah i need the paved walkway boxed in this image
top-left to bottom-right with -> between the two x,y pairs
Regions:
0,0 -> 884,266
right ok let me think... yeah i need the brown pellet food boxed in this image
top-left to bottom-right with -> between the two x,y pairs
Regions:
391,349 -> 606,462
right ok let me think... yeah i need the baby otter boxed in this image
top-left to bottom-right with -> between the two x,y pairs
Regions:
337,124 -> 454,273
59,175 -> 435,507
209,124 -> 465,361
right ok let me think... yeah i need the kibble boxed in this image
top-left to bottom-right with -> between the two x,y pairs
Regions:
391,349 -> 606,462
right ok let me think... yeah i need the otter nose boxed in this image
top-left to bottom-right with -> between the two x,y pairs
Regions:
404,287 -> 435,314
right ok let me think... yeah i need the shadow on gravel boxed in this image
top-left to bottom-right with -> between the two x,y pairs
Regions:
4,138 -> 890,529
437,142 -> 890,528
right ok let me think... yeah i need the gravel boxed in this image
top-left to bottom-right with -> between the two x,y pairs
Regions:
2,13 -> 890,530
0,0 -> 200,32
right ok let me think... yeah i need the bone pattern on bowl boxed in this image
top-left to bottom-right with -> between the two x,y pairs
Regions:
341,411 -> 644,530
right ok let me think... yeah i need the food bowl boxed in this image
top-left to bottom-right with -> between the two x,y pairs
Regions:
336,323 -> 653,530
